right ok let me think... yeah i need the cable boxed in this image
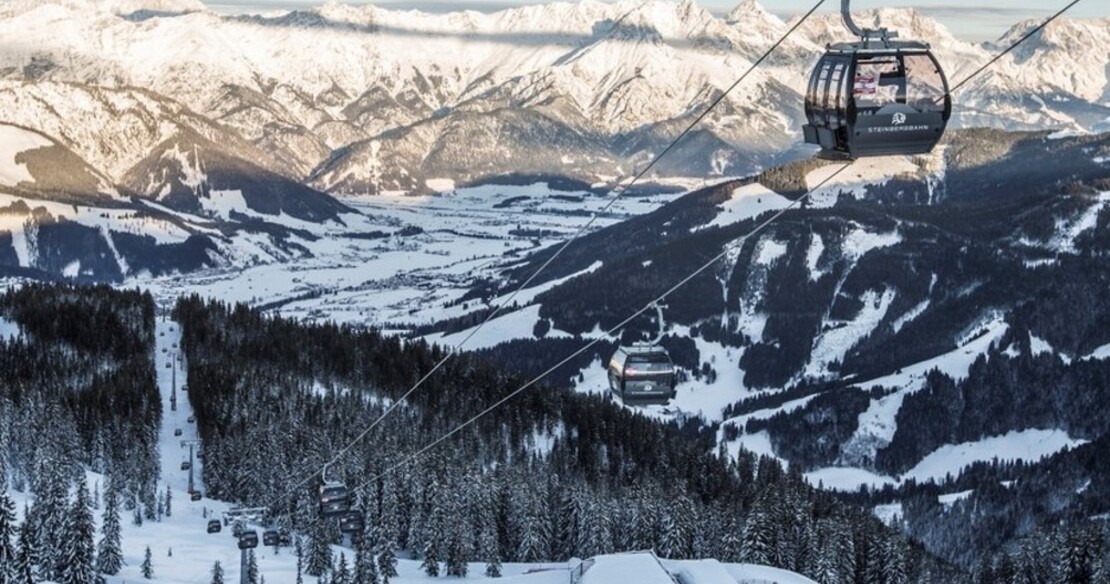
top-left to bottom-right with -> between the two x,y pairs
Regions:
350,0 -> 1091,486
946,0 -> 1083,96
359,162 -> 854,486
265,0 -> 831,509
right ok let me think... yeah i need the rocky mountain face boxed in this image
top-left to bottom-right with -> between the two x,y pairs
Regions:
0,0 -> 1105,197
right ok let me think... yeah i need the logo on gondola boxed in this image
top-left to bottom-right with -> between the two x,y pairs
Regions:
892,112 -> 907,126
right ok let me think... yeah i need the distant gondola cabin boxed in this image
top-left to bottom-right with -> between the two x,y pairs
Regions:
607,346 -> 676,405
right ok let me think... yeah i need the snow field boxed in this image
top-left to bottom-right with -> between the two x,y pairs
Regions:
0,124 -> 51,187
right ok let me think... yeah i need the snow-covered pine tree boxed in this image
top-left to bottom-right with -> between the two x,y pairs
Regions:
295,551 -> 304,584
719,515 -> 742,563
11,520 -> 37,584
164,485 -> 172,518
1095,553 -> 1110,584
59,477 -> 97,584
481,525 -> 501,578
811,520 -> 841,584
421,486 -> 444,577
306,519 -> 332,577
445,526 -> 468,577
740,495 -> 774,566
211,561 -> 224,584
378,538 -> 398,583
421,537 -> 440,577
0,491 -> 16,569
332,552 -> 350,584
141,545 -> 153,579
96,480 -> 123,575
882,537 -> 908,584
659,494 -> 694,559
247,550 -> 259,584
29,454 -> 69,581
354,529 -> 378,584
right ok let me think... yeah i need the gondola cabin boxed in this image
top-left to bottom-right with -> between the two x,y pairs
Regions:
802,0 -> 951,159
608,346 -> 676,405
206,520 -> 222,534
319,483 -> 350,517
263,529 -> 281,547
339,510 -> 365,535
190,491 -> 203,502
238,530 -> 259,550
180,461 -> 191,471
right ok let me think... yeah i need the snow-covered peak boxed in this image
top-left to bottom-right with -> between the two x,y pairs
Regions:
725,0 -> 780,28
0,0 -> 205,17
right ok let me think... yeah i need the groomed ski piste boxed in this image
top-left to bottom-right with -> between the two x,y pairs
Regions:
2,314 -> 815,584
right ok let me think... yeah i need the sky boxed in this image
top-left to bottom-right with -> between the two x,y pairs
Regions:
202,0 -> 1104,41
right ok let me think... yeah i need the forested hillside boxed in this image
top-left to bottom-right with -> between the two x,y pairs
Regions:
0,284 -> 161,580
172,294 -> 964,582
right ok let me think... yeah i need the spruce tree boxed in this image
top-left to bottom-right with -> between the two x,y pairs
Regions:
247,550 -> 259,584
481,526 -> 501,578
12,519 -> 38,584
306,520 -> 332,577
445,527 -> 468,577
30,457 -> 69,581
421,537 -> 440,577
378,539 -> 398,583
211,561 -> 224,584
333,552 -> 350,584
141,545 -> 153,579
164,484 -> 172,518
354,533 -> 378,584
0,492 -> 16,569
295,551 -> 304,584
96,485 -> 123,575
740,496 -> 774,566
882,537 -> 908,584
59,478 -> 97,584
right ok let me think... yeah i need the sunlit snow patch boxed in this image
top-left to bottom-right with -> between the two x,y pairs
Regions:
697,182 -> 791,232
0,125 -> 51,187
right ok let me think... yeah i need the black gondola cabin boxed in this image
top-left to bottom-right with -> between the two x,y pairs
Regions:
339,510 -> 365,535
802,1 -> 951,159
608,346 -> 676,405
238,530 -> 259,550
319,483 -> 350,517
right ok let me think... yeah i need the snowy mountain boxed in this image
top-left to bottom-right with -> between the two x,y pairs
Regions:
402,129 -> 1110,567
0,0 -> 1105,196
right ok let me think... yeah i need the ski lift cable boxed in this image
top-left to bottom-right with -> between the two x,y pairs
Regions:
351,0 -> 1090,485
359,162 -> 855,486
265,0 -> 832,509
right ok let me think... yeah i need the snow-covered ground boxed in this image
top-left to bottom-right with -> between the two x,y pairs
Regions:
139,182 -> 686,328
0,316 -> 21,341
0,124 -> 50,188
902,429 -> 1086,484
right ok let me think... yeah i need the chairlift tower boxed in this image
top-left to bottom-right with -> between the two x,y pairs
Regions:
179,439 -> 201,494
223,507 -> 268,584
